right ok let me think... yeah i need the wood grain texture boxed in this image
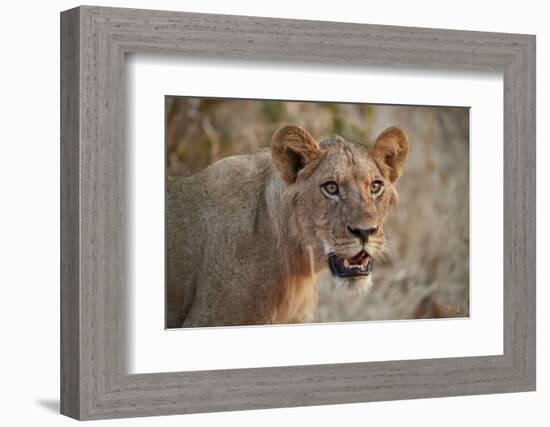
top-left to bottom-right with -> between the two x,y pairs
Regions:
60,5 -> 536,420
60,7 -> 80,419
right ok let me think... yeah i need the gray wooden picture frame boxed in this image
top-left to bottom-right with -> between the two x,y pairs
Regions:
60,5 -> 536,420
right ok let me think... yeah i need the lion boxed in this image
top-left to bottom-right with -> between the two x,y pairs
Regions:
166,125 -> 409,328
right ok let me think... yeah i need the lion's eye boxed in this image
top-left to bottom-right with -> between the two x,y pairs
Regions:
370,180 -> 384,197
322,181 -> 339,196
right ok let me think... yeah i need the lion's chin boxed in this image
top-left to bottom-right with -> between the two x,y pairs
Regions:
332,275 -> 374,293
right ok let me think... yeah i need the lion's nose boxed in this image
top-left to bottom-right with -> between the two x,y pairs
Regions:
347,225 -> 378,244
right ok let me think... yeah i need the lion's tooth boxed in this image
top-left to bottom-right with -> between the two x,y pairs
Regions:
343,259 -> 350,268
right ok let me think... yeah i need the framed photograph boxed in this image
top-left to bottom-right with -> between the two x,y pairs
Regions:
164,97 -> 470,329
60,6 -> 535,420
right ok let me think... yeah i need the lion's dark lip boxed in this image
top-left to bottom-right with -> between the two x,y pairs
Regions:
328,251 -> 373,278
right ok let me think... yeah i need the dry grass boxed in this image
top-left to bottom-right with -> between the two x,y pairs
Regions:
166,97 -> 469,321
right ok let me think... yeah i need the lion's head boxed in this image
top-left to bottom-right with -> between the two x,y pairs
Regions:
271,125 -> 409,291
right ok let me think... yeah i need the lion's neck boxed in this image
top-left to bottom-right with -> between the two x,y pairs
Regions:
265,172 -> 321,324
266,172 -> 319,273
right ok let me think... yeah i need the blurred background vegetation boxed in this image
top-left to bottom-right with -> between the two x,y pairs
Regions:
166,97 -> 469,321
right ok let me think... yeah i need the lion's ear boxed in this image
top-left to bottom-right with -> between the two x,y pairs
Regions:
271,125 -> 324,184
371,127 -> 409,183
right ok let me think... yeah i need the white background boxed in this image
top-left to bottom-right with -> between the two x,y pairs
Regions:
128,57 -> 503,373
0,0 -> 547,426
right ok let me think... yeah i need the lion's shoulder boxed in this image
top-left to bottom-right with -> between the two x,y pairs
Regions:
166,149 -> 278,240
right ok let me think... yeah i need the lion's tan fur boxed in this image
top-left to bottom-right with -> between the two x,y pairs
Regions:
166,126 -> 408,328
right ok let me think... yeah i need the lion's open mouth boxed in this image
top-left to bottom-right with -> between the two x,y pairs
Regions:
328,250 -> 373,278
